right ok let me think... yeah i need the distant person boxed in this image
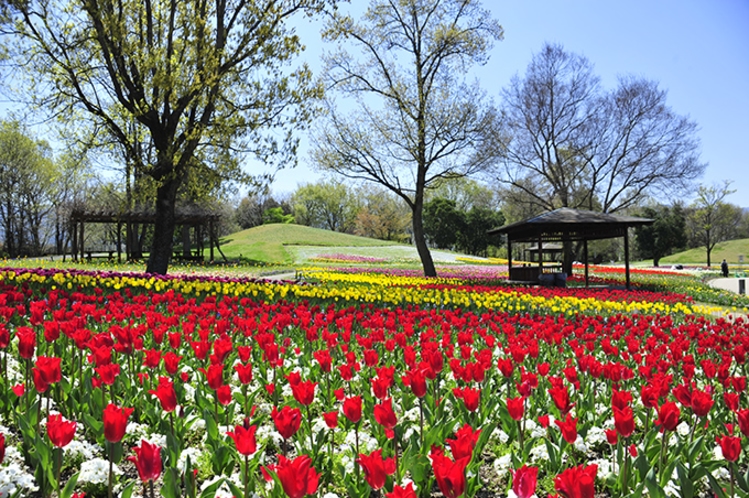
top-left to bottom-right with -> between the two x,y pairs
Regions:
721,259 -> 729,278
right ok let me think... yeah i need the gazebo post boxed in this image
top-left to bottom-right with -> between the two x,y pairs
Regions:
584,238 -> 589,288
624,228 -> 631,290
538,233 -> 543,278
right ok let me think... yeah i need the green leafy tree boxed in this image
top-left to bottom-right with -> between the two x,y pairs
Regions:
262,206 -> 294,225
0,120 -> 56,257
291,180 -> 359,233
423,198 -> 464,250
457,205 -> 504,257
5,0 -> 330,274
635,203 -> 687,266
312,0 -> 502,276
687,181 -> 743,267
354,186 -> 411,242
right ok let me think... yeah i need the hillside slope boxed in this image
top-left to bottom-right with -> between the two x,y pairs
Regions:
661,238 -> 749,266
218,224 -> 400,264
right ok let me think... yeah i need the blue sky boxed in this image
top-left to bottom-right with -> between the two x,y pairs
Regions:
272,0 -> 749,207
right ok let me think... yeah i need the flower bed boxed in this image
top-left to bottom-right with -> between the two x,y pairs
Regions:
0,267 -> 746,498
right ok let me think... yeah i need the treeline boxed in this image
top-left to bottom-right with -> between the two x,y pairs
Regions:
235,178 -> 505,258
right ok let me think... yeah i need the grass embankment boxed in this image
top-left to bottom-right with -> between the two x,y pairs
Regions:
661,238 -> 749,267
218,223 -> 400,264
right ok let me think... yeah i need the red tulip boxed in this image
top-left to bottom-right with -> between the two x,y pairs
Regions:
737,409 -> 749,437
47,413 -> 76,448
538,414 -> 550,428
163,352 -> 182,375
95,364 -> 120,386
507,396 -> 524,421
128,439 -> 162,483
690,389 -> 713,417
227,424 -> 258,456
460,387 -> 480,412
0,433 -> 5,464
549,385 -> 575,415
554,464 -> 597,498
103,403 -> 134,443
323,411 -> 338,429
611,389 -> 632,410
613,406 -> 635,438
234,362 -> 253,385
512,465 -> 539,498
358,449 -> 396,490
16,326 -> 36,359
655,402 -> 680,432
217,384 -> 233,405
343,396 -> 362,424
291,379 -> 317,406
313,350 -> 332,372
402,367 -> 427,398
430,447 -> 469,498
272,405 -> 302,440
717,434 -> 742,462
373,398 -> 398,430
272,454 -> 320,498
143,349 -> 162,369
34,356 -> 62,385
199,364 -> 224,390
12,384 -> 24,397
386,482 -> 417,498
149,377 -> 178,412
605,429 -> 618,445
446,423 -> 481,461
371,376 -> 391,399
555,413 -> 578,444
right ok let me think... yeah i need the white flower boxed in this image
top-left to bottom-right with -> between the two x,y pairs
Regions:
178,447 -> 202,473
0,462 -> 39,497
573,434 -> 588,453
530,443 -> 551,463
64,439 -> 103,461
492,454 -> 512,479
585,426 -> 608,447
79,458 -> 121,485
491,427 -> 509,444
676,421 -> 690,437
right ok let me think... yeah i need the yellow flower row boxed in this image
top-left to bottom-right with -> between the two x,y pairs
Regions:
0,267 -> 721,317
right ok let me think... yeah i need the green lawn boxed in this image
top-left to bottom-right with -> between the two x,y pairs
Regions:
661,238 -> 749,267
218,223 -> 400,264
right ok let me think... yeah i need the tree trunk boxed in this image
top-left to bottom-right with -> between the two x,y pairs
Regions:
412,201 -> 436,277
146,178 -> 179,274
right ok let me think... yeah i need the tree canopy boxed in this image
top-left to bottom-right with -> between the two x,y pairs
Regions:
4,0 -> 331,273
312,0 -> 502,276
491,43 -> 705,216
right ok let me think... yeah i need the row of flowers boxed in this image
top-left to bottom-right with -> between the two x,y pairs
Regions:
0,265 -> 747,497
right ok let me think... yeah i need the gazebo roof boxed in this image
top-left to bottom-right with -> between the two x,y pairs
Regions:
488,208 -> 653,243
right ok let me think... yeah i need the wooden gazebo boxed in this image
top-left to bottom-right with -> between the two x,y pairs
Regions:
488,208 -> 653,289
69,209 -> 224,263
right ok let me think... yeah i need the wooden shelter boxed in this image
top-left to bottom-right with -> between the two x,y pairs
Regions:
488,208 -> 653,289
69,209 -> 224,263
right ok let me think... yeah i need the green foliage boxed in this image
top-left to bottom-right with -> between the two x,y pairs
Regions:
424,198 -> 464,249
291,180 -> 359,233
635,204 -> 687,266
263,207 -> 295,225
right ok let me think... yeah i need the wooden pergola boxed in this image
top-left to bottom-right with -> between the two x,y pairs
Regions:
69,209 -> 225,263
488,208 -> 653,289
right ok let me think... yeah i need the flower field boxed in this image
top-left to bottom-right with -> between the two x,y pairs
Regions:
0,266 -> 748,498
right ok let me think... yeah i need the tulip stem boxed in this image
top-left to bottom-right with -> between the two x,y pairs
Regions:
244,453 -> 249,498
108,442 -> 114,498
306,405 -> 314,452
419,397 -> 424,448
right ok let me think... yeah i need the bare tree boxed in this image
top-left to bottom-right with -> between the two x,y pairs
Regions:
492,43 -> 706,215
312,0 -> 502,276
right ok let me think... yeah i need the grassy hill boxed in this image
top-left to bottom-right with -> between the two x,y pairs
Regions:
661,238 -> 749,267
218,224 -> 400,264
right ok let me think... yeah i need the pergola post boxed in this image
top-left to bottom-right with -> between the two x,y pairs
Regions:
624,228 -> 631,290
584,238 -> 589,288
507,236 -> 513,280
117,221 -> 122,263
537,233 -> 543,277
